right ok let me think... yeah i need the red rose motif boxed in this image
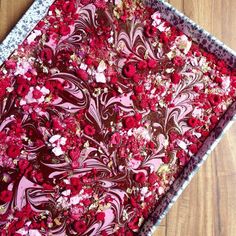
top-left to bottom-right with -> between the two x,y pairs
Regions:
171,72 -> 181,84
7,145 -> 21,158
124,116 -> 136,129
165,93 -> 172,103
147,59 -> 157,69
144,25 -> 157,38
188,144 -> 198,154
33,171 -> 43,183
74,220 -> 87,233
52,117 -> 63,131
17,83 -> 30,97
135,172 -> 146,184
217,60 -> 226,68
84,125 -> 96,136
96,212 -> 105,221
210,115 -> 218,124
123,63 -> 136,78
130,196 -> 138,208
134,85 -> 144,94
132,74 -> 141,83
188,117 -> 199,128
110,76 -> 118,84
140,98 -> 149,109
62,1 -> 76,14
37,20 -> 45,29
85,56 -> 93,66
134,113 -> 142,121
208,94 -> 222,106
60,25 -> 71,36
214,76 -> 223,84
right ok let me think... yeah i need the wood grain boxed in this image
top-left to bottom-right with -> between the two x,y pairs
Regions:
0,0 -> 33,42
162,1 -> 236,236
0,1 -> 236,236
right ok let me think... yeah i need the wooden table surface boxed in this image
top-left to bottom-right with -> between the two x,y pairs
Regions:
0,1 -> 236,236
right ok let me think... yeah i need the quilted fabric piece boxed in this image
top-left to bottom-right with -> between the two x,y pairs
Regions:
0,0 -> 235,235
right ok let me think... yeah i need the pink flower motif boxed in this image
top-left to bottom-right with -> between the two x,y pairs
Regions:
176,150 -> 189,166
128,158 -> 141,169
70,206 -> 84,220
111,132 -> 121,145
5,59 -> 17,69
95,0 -> 106,9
